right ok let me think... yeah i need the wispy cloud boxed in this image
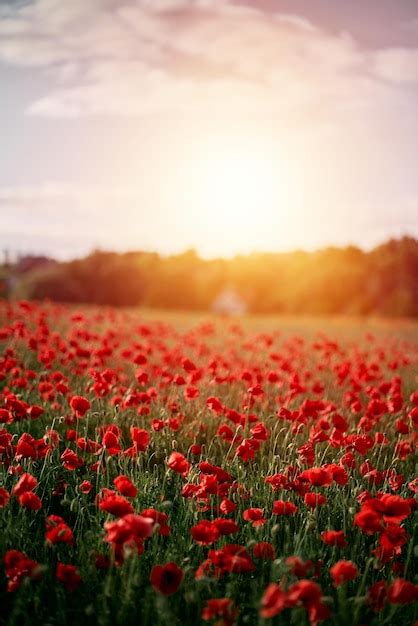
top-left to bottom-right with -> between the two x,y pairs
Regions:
0,182 -> 152,258
0,0 -> 415,121
373,47 -> 418,83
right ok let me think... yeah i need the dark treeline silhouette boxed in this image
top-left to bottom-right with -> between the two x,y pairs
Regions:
3,237 -> 418,316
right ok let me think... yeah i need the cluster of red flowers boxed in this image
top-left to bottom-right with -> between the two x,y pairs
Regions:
354,492 -> 415,563
0,301 -> 417,625
261,579 -> 329,625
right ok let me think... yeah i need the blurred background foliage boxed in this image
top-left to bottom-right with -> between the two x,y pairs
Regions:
2,236 -> 418,316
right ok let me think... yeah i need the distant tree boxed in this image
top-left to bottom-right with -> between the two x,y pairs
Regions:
9,238 -> 418,317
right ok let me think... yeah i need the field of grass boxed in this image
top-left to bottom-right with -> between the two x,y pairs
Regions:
0,300 -> 417,626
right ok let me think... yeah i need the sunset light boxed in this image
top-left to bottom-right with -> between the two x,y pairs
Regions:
1,2 -> 418,626
196,146 -> 283,247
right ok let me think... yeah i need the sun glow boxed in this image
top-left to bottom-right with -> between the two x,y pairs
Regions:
192,141 -> 287,255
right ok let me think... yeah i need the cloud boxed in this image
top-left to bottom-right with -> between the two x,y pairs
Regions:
0,0 -> 400,122
0,0 -> 416,123
0,183 -> 149,237
373,47 -> 418,83
0,182 -> 154,258
0,182 -> 145,211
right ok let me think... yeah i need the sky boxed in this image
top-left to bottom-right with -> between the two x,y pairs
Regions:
1,0 -> 418,260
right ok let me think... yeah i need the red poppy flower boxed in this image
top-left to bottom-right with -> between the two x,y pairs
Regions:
46,515 -> 74,545
253,542 -> 276,560
330,560 -> 358,586
219,498 -> 237,514
18,491 -> 42,510
199,461 -> 232,483
130,427 -> 150,452
243,508 -> 267,527
4,550 -> 41,592
353,507 -> 383,534
260,583 -> 287,618
79,480 -> 93,494
206,396 -> 223,413
69,395 -> 90,417
140,508 -> 171,536
273,500 -> 298,516
287,579 -> 323,609
213,518 -> 240,536
61,448 -> 84,471
56,563 -> 81,591
202,598 -> 239,626
99,493 -> 134,517
320,530 -> 347,548
150,562 -> 184,595
12,472 -> 37,497
208,544 -> 255,574
299,468 -> 333,487
304,493 -> 327,508
378,494 -> 412,524
114,475 -> 138,498
0,487 -> 10,508
191,520 -> 220,545
167,452 -> 190,477
185,385 -> 199,400
0,409 -> 12,423
102,430 -> 121,454
181,357 -> 197,372
387,578 -> 418,604
104,513 -> 154,546
285,556 -> 314,578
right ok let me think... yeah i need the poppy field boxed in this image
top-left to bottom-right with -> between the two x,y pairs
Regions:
0,300 -> 417,626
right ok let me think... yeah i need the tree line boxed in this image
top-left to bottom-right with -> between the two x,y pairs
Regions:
3,236 -> 418,316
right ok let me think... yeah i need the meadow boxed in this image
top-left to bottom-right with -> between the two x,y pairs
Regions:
0,300 -> 417,626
